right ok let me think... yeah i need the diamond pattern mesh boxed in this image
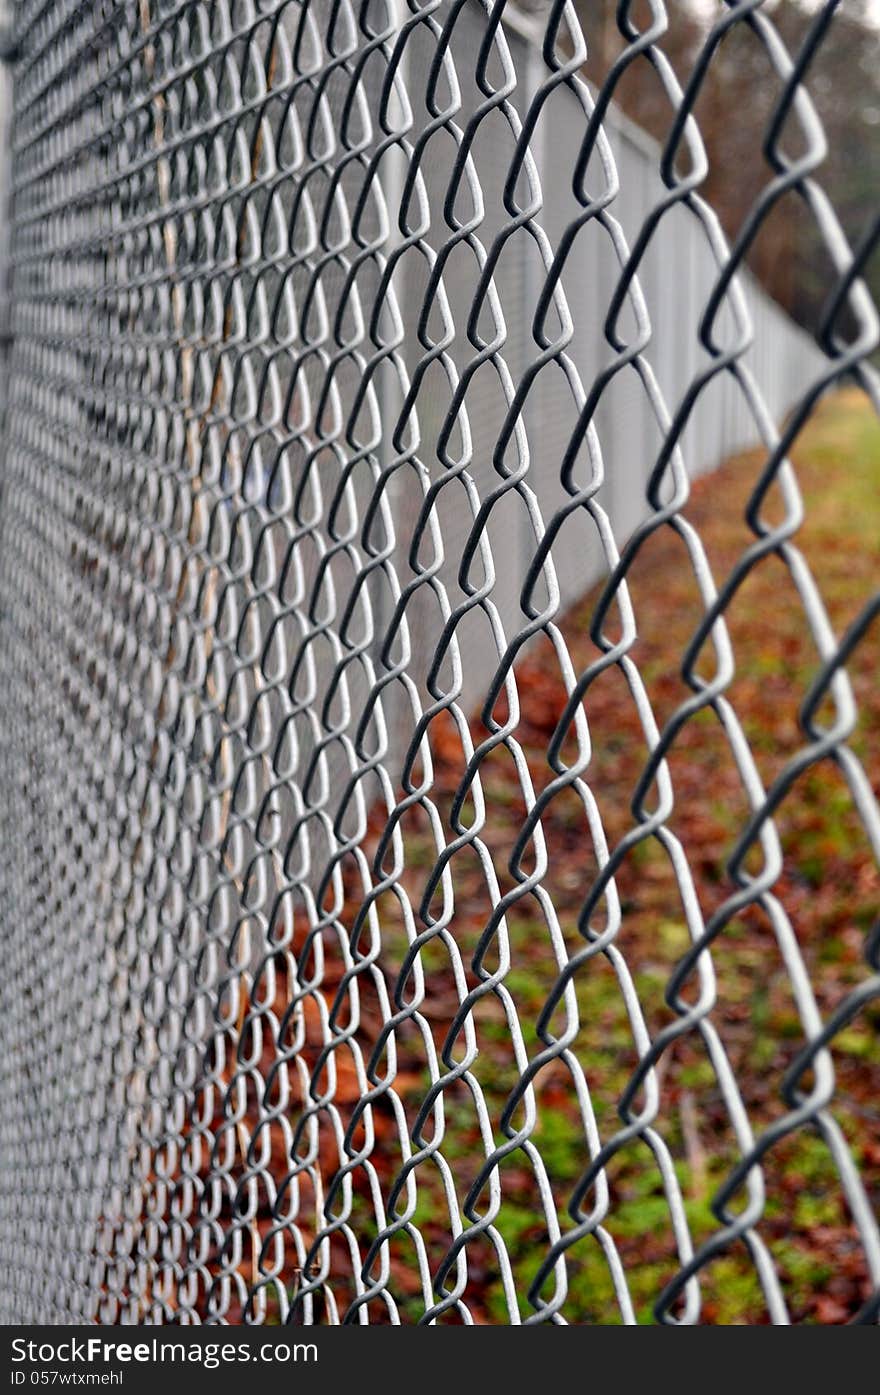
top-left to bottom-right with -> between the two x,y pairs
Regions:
0,0 -> 877,1325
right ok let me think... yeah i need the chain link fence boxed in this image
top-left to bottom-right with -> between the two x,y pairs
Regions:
0,0 -> 877,1324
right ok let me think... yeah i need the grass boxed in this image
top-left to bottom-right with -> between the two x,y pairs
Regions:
346,387 -> 880,1324
223,388 -> 880,1325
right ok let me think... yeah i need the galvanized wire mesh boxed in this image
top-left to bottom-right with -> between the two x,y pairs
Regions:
0,0 -> 877,1325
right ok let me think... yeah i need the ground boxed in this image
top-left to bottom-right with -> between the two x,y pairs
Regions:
238,388 -> 880,1325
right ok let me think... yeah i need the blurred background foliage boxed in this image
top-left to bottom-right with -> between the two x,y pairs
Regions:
572,0 -> 880,338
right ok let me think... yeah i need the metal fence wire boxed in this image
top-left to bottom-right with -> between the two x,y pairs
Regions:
0,0 -> 878,1326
